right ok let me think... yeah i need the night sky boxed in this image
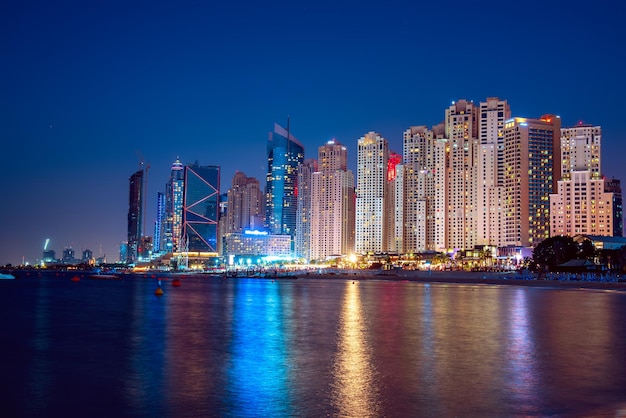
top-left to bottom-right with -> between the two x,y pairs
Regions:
1,0 -> 623,265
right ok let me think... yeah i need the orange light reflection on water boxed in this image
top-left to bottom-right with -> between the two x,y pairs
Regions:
332,282 -> 380,417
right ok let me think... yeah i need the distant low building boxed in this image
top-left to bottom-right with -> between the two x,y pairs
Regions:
573,234 -> 626,251
42,249 -> 56,263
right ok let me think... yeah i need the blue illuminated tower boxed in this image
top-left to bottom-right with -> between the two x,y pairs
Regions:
265,122 -> 304,241
164,158 -> 185,253
154,191 -> 165,254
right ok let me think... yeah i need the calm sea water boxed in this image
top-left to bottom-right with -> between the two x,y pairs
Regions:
2,272 -> 626,417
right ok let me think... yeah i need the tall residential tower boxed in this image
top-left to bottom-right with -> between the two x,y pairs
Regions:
503,115 -> 561,247
356,132 -> 389,254
310,140 -> 355,260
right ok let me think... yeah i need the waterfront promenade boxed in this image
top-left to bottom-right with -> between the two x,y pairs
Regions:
297,269 -> 626,290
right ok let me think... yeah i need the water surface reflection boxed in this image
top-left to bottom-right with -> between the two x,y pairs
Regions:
332,282 -> 380,417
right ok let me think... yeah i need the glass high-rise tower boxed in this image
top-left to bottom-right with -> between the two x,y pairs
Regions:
164,158 -> 184,253
265,123 -> 304,240
127,169 -> 144,264
182,163 -> 220,253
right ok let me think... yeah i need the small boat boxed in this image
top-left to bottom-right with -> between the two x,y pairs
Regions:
89,274 -> 121,280
0,273 -> 15,280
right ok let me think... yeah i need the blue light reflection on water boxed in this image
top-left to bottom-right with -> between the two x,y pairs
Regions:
226,280 -> 293,417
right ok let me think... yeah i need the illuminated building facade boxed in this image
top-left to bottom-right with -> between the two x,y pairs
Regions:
477,97 -> 510,247
310,140 -> 355,260
387,151 -> 402,253
127,169 -> 144,264
550,124 -> 615,237
295,159 -> 317,260
503,115 -> 561,246
119,242 -> 127,263
550,171 -> 613,236
265,123 -> 304,242
182,163 -> 220,253
223,230 -> 292,258
605,177 -> 623,236
62,248 -> 75,263
138,236 -> 153,260
82,249 -> 93,262
356,132 -> 388,254
402,124 -> 446,252
164,158 -> 184,253
560,124 -> 602,179
154,191 -> 165,254
217,192 -> 228,255
444,99 -> 479,251
226,172 -> 264,234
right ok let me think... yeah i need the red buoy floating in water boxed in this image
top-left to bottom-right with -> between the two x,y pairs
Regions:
71,276 -> 80,282
154,287 -> 164,296
172,278 -> 181,287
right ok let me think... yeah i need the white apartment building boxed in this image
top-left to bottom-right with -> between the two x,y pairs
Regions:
309,140 -> 355,260
477,98 -> 510,247
560,124 -> 602,179
402,124 -> 446,252
550,124 -> 614,237
356,132 -> 388,254
444,100 -> 479,251
295,159 -> 317,260
550,171 -> 613,236
388,161 -> 403,253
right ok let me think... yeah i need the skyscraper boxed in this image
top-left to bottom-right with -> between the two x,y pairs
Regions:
503,115 -> 561,247
309,140 -> 355,260
444,99 -> 480,251
265,122 -> 304,241
550,171 -> 613,237
226,171 -> 264,234
605,178 -> 623,237
402,124 -> 446,252
560,124 -> 602,179
387,151 -> 403,253
127,169 -> 144,264
356,132 -> 388,254
164,158 -> 184,253
477,97 -> 511,247
182,162 -> 220,253
550,124 -> 613,237
154,191 -> 165,254
295,159 -> 317,260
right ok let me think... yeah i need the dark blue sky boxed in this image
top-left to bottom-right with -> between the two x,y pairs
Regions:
1,0 -> 623,265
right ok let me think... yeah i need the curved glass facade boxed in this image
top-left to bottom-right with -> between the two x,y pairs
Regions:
265,123 -> 304,238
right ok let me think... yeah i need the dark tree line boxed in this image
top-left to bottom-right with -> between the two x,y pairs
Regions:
531,235 -> 626,272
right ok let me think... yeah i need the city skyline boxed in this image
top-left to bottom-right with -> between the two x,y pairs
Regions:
2,1 -> 624,265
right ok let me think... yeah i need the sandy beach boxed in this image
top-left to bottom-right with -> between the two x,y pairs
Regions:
297,269 -> 626,291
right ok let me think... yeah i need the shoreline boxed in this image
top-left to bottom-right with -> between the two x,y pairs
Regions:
296,270 -> 626,291
6,268 -> 626,291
